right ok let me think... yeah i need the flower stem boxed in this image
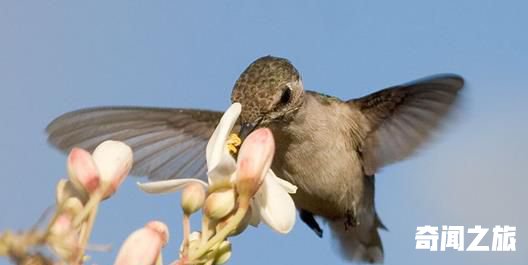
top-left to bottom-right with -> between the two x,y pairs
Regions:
182,214 -> 190,257
189,196 -> 249,261
200,216 -> 214,247
72,184 -> 109,263
75,198 -> 99,264
73,184 -> 108,227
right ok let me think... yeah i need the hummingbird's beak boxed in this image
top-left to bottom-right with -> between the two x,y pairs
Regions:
239,122 -> 258,141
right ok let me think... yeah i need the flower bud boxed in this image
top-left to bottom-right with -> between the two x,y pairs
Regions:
92,140 -> 133,198
203,188 -> 236,220
56,179 -> 88,205
214,240 -> 232,265
181,183 -> 206,215
67,147 -> 100,194
145,220 -> 169,247
114,221 -> 167,265
236,128 -> 275,198
62,197 -> 84,217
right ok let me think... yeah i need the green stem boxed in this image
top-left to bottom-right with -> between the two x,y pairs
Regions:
200,216 -> 215,247
72,184 -> 110,263
43,201 -> 65,238
73,184 -> 108,227
182,214 -> 190,257
75,199 -> 99,264
79,198 -> 99,261
189,197 -> 249,261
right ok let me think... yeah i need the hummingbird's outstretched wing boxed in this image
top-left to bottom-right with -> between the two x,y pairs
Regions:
350,74 -> 464,176
47,107 -> 226,181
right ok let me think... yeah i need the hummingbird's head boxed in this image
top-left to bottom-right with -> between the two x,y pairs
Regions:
231,56 -> 305,138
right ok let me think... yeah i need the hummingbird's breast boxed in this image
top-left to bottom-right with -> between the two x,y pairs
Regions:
269,93 -> 369,219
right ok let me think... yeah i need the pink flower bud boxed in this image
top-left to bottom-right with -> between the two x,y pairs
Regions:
145,221 -> 170,247
236,128 -> 275,197
114,221 -> 169,265
67,147 -> 100,194
91,140 -> 133,198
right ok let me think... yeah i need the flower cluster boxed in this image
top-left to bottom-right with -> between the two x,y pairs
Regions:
0,103 -> 297,265
138,103 -> 297,264
0,140 -> 135,264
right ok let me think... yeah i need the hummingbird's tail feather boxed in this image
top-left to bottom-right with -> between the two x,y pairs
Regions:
329,219 -> 384,263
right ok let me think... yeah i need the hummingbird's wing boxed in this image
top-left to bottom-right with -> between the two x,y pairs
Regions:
350,74 -> 464,176
47,107 -> 226,181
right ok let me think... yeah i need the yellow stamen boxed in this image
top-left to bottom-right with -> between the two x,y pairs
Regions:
226,133 -> 241,155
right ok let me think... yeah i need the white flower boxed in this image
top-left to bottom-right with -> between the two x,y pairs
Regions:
67,140 -> 133,198
138,103 -> 297,234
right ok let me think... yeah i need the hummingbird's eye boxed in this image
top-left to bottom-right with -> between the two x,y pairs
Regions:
279,87 -> 292,105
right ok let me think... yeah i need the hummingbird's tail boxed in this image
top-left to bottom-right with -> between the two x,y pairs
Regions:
329,215 -> 385,264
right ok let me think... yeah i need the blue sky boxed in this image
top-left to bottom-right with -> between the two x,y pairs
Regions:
1,1 -> 526,264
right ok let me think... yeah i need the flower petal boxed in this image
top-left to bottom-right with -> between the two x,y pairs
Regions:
137,179 -> 207,194
205,103 -> 241,177
207,156 -> 236,185
268,170 -> 297,194
253,172 -> 296,234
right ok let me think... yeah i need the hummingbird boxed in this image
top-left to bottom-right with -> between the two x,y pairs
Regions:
47,56 -> 463,263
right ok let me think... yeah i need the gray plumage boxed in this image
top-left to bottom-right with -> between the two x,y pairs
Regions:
46,56 -> 463,263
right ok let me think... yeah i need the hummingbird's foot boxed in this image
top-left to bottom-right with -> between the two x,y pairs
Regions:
300,209 -> 323,238
344,208 -> 360,230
